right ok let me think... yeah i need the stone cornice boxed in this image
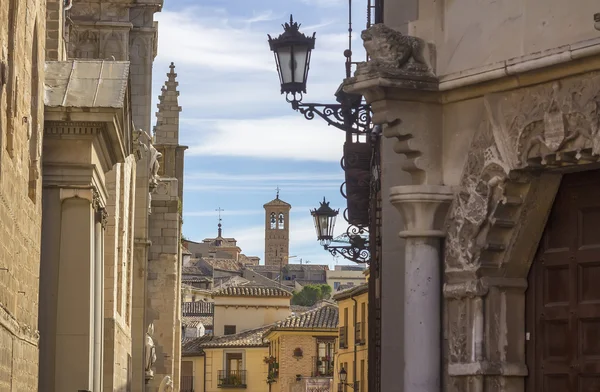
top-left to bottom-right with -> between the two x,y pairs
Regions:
44,109 -> 128,173
70,21 -> 134,30
439,37 -> 600,92
43,163 -> 108,207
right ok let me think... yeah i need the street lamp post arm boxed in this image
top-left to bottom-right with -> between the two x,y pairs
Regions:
289,101 -> 372,134
324,240 -> 370,264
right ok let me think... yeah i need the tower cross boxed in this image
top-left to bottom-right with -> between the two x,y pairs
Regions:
276,186 -> 280,199
215,207 -> 224,237
215,207 -> 224,223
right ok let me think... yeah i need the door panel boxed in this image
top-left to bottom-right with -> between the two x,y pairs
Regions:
527,171 -> 600,392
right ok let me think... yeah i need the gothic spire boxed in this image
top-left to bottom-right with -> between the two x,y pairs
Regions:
154,62 -> 182,146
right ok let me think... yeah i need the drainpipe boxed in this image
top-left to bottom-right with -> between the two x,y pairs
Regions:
351,295 -> 358,391
203,352 -> 207,392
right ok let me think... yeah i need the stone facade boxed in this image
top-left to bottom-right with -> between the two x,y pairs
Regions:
0,0 -> 46,390
1,0 -> 186,391
344,2 -> 600,392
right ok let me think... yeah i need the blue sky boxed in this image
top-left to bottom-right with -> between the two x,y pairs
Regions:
151,0 -> 367,267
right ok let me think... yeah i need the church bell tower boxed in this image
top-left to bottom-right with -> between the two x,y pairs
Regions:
264,189 -> 291,266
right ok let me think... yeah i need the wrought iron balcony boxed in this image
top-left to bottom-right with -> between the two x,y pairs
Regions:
218,370 -> 247,388
181,375 -> 194,392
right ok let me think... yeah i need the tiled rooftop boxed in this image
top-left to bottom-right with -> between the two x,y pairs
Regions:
183,325 -> 272,355
213,285 -> 292,298
274,304 -> 338,330
182,301 -> 214,316
182,316 -> 213,329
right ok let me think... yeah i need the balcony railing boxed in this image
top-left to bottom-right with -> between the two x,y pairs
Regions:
312,356 -> 334,377
355,322 -> 365,345
218,370 -> 247,388
181,375 -> 194,392
339,326 -> 348,349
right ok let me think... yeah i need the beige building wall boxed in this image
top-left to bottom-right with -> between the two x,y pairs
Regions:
213,296 -> 291,336
333,288 -> 369,392
326,270 -> 366,291
0,0 -> 46,390
203,347 -> 269,392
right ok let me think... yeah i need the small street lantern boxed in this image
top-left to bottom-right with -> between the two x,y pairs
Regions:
268,15 -> 316,96
339,368 -> 348,383
310,198 -> 339,246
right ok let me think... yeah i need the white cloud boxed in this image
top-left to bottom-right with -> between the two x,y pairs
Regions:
300,0 -> 347,8
183,115 -> 345,162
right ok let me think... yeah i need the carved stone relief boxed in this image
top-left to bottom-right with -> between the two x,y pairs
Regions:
100,31 -> 127,60
445,72 -> 600,272
69,30 -> 99,59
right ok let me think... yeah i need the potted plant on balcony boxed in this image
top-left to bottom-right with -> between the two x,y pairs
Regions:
229,374 -> 242,386
264,355 -> 277,365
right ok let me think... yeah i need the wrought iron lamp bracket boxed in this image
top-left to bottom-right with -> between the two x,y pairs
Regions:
286,93 -> 371,134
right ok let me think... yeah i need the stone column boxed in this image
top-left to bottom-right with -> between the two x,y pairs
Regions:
389,185 -> 453,392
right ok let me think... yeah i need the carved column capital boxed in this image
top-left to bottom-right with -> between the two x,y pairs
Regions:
389,185 -> 454,238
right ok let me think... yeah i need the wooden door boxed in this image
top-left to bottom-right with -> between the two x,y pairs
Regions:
527,171 -> 600,392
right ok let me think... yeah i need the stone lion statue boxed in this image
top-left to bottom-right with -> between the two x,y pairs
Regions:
360,23 -> 430,74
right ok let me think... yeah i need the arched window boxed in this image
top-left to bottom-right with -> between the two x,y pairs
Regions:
278,213 -> 285,229
270,212 -> 276,229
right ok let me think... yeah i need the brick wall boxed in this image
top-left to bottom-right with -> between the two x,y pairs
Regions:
0,0 -> 47,390
278,335 -> 318,392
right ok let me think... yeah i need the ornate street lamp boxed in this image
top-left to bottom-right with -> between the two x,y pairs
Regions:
310,198 -> 339,246
338,368 -> 357,391
267,15 -> 315,96
311,198 -> 369,263
267,15 -> 370,132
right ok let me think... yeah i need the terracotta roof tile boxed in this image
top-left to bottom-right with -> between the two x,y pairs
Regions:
213,285 -> 292,298
188,325 -> 272,352
275,304 -> 338,329
182,302 -> 214,316
182,335 -> 213,356
182,316 -> 213,329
